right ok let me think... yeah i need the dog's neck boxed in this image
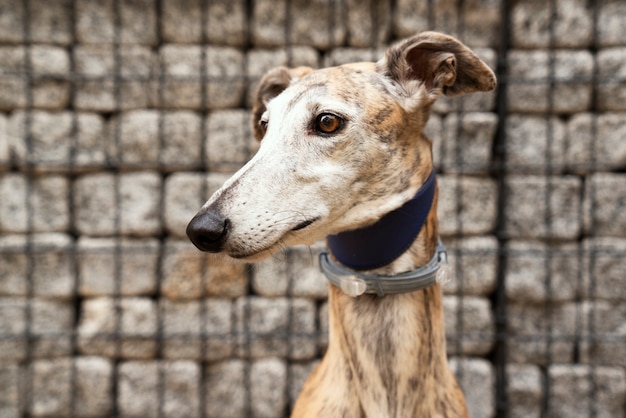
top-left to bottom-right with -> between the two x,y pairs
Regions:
307,188 -> 467,417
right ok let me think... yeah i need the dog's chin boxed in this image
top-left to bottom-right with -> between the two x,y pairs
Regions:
225,227 -> 325,262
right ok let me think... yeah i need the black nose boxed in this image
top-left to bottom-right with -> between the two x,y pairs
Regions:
186,210 -> 230,253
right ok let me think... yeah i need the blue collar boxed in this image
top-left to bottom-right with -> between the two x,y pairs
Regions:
327,170 -> 436,271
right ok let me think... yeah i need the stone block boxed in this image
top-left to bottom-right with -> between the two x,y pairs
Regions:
439,112 -> 498,174
0,297 -> 72,359
584,174 -> 626,237
77,237 -> 159,296
235,297 -> 317,359
8,111 -> 73,171
30,298 -> 74,357
164,173 -> 211,238
28,0 -> 72,44
78,297 -> 157,359
118,360 -> 201,418
438,175 -> 498,236
29,358 -> 72,417
117,361 -> 158,418
318,301 -> 329,353
205,360 -> 247,418
111,110 -> 160,167
581,238 -> 626,301
73,172 -> 116,235
158,45 -> 202,109
250,0 -> 287,47
30,175 -> 70,231
119,171 -> 162,236
75,0 -> 114,43
288,361 -> 319,408
160,111 -> 203,170
74,357 -> 114,417
346,0 -> 390,47
160,299 -> 201,359
505,240 -> 580,303
0,0 -> 23,44
507,302 -> 576,365
449,357 -> 495,418
289,245 -> 328,299
74,172 -> 162,237
252,254 -> 290,297
597,48 -> 626,111
250,358 -> 287,418
30,234 -> 75,299
160,298 -> 233,361
252,245 -> 327,299
0,47 -> 26,110
506,364 -> 543,418
205,0 -> 248,46
162,361 -> 201,418
507,50 -> 593,114
0,113 -> 8,168
0,298 -> 27,361
159,45 -> 245,110
444,296 -> 495,356
252,0 -> 345,49
0,235 -> 28,296
511,0 -> 593,48
0,174 -> 27,232
598,1 -> 626,47
577,299 -> 626,367
503,175 -> 581,240
74,45 -> 157,111
71,112 -> 108,169
245,47 -> 319,106
30,45 -> 71,109
0,174 -> 69,233
0,363 -> 22,418
565,113 -> 626,173
443,236 -> 498,296
395,0 -> 501,48
76,0 -> 157,45
323,47 -> 384,67
162,0 -> 247,46
161,239 -> 248,299
206,110 -> 255,170
504,115 -> 566,173
548,365 -> 626,418
392,0 -> 430,40
205,46 -> 247,109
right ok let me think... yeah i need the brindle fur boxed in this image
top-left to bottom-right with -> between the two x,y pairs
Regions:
187,32 -> 496,417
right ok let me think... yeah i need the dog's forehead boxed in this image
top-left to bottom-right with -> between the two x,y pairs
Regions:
271,62 -> 388,114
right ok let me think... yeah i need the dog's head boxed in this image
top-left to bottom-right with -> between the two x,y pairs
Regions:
187,32 -> 496,260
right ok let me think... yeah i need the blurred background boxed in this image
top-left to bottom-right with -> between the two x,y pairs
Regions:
0,0 -> 625,417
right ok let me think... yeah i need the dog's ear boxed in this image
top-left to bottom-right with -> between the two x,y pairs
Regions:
379,31 -> 496,103
252,66 -> 314,141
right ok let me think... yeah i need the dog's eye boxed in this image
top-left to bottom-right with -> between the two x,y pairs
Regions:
258,119 -> 268,132
315,113 -> 344,135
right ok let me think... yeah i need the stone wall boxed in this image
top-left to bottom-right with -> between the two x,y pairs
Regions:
0,0 -> 625,417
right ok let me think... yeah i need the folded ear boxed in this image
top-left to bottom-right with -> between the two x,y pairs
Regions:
252,66 -> 314,141
379,31 -> 496,106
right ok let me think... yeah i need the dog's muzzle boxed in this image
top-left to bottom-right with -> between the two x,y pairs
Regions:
186,209 -> 230,253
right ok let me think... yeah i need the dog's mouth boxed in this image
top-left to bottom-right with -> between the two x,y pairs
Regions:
228,217 -> 322,260
291,217 -> 320,232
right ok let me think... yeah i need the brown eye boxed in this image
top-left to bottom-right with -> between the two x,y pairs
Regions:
315,113 -> 344,135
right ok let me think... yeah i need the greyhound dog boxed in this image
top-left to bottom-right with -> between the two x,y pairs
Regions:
187,32 -> 496,417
